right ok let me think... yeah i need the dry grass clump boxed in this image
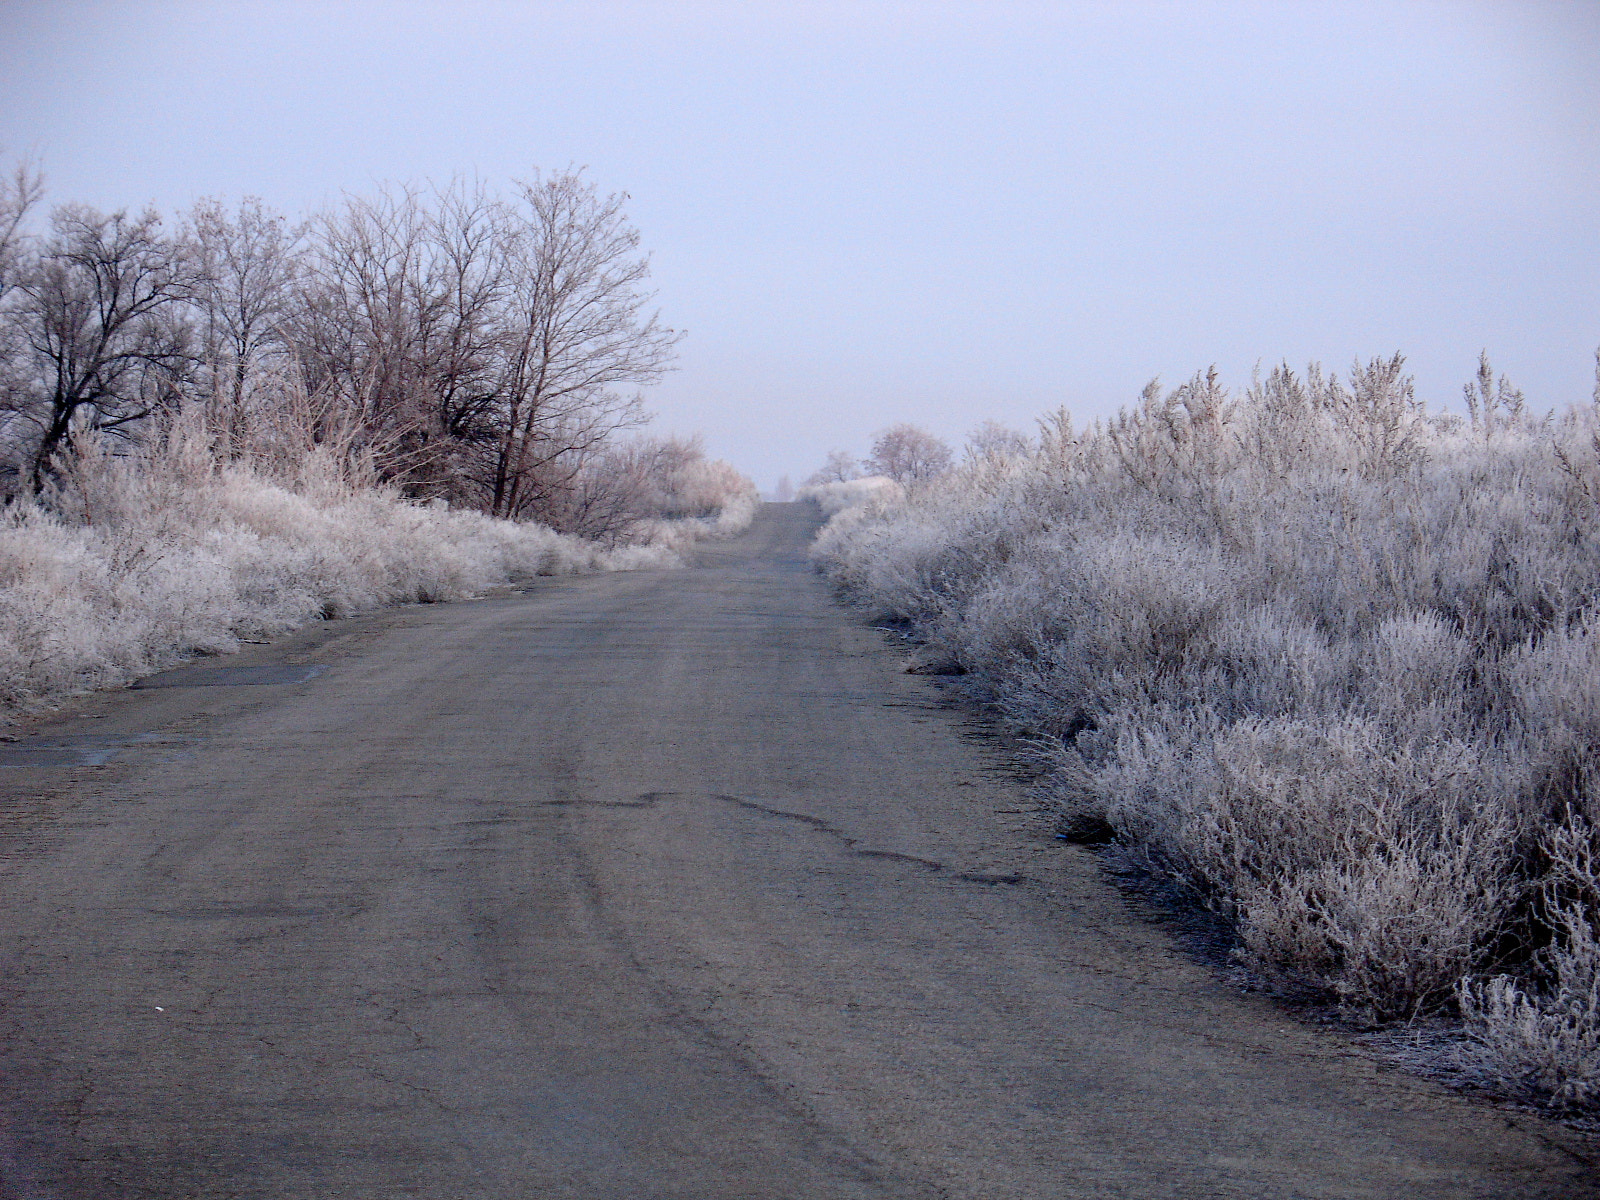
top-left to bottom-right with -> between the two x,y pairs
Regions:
811,353 -> 1600,1114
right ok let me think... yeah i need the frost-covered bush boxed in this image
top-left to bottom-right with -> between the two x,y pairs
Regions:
1093,709 -> 1521,1022
545,434 -> 760,547
813,354 -> 1600,1112
625,441 -> 762,550
1458,812 -> 1600,1111
800,475 -> 903,518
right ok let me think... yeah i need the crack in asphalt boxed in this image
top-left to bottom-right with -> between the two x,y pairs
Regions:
549,790 -> 1031,887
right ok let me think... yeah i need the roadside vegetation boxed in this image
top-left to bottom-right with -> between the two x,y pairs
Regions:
806,354 -> 1600,1119
0,160 -> 755,716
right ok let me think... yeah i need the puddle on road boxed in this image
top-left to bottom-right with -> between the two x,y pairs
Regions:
0,662 -> 321,768
0,733 -> 195,768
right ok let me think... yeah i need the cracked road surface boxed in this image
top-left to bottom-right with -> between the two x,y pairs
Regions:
0,502 -> 1594,1199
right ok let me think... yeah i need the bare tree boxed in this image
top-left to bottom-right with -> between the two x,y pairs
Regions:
0,159 -> 43,302
535,434 -> 754,544
539,434 -> 688,543
0,160 -> 45,453
184,196 -> 304,450
9,204 -> 198,488
806,449 -> 858,485
866,422 -> 952,484
289,182 -> 513,490
0,164 -> 686,515
415,181 -> 515,496
287,173 -> 680,520
484,171 -> 681,519
294,180 -> 516,497
964,419 -> 1032,462
290,184 -> 440,474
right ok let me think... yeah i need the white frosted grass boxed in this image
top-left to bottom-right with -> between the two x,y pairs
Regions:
810,361 -> 1600,1113
0,445 -> 687,716
0,421 -> 764,717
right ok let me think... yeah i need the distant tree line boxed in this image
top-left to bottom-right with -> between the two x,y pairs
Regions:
0,160 -> 688,533
807,419 -> 1031,487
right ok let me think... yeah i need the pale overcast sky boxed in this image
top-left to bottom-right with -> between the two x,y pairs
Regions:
2,0 -> 1596,489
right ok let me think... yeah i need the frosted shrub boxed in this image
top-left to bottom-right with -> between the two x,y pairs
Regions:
805,478 -> 906,596
1460,814 -> 1600,1110
629,468 -> 761,551
1087,709 -> 1519,1021
1504,609 -> 1600,820
931,529 -> 1246,739
570,436 -> 761,548
800,475 -> 903,518
1220,722 -> 1520,1022
812,351 -> 1600,1112
1361,612 -> 1475,716
1203,603 -> 1345,718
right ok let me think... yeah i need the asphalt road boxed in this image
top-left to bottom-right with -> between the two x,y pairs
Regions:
0,501 -> 1593,1199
